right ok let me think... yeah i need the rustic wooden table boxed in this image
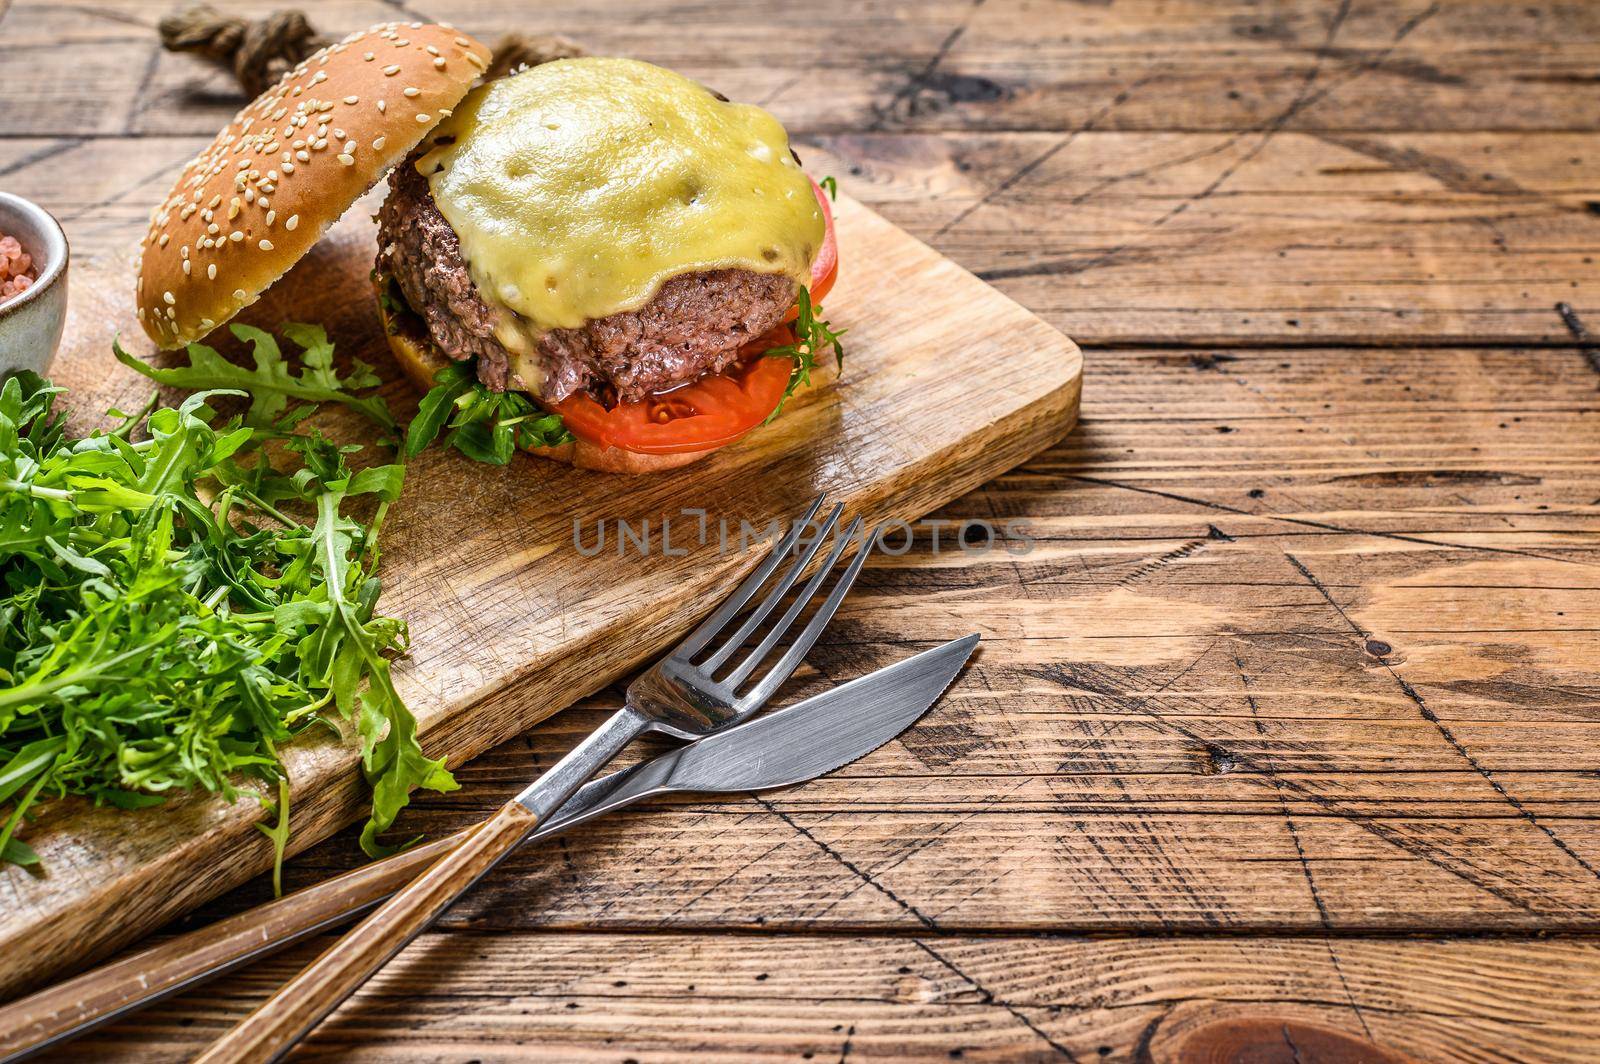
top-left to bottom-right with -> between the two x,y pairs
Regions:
5,0 -> 1600,1059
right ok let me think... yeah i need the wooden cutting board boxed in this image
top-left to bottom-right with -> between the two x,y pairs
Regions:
0,191 -> 1080,997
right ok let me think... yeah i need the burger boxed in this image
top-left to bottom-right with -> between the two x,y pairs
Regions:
135,25 -> 840,475
375,56 -> 842,472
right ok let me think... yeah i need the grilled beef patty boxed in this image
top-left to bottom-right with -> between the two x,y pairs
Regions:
376,161 -> 796,402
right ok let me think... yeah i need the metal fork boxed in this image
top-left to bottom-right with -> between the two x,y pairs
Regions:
196,495 -> 873,1064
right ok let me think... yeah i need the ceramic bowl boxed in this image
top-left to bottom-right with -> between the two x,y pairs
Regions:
0,191 -> 70,380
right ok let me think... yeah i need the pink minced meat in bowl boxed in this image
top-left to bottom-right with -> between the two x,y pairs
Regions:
0,191 -> 69,379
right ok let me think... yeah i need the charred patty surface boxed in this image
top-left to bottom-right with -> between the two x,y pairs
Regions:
376,162 -> 797,402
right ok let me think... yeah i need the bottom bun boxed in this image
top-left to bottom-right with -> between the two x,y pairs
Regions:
376,277 -> 718,473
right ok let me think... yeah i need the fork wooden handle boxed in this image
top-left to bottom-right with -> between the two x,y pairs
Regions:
194,801 -> 538,1064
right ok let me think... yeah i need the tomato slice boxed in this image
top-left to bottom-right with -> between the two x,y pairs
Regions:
549,327 -> 797,455
789,177 -> 839,317
548,178 -> 838,457
808,178 -> 838,295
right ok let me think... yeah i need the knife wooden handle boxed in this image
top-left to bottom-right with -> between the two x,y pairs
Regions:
194,800 -> 537,1064
0,828 -> 469,1060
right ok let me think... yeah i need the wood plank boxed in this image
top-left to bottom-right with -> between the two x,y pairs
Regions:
7,130 -> 1599,345
0,192 -> 1081,998
7,0 -> 1600,136
43,931 -> 1600,1062
805,130 -> 1600,345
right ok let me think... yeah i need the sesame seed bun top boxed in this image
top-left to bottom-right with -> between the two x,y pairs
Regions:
137,21 -> 491,349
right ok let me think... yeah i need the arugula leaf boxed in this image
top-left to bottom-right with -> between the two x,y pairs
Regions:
403,361 -> 476,457
764,285 -> 846,422
115,325 -> 395,430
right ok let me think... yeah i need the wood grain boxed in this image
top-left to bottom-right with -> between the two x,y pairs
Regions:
7,127 -> 1599,346
39,931 -> 1600,1063
8,0 -> 1600,137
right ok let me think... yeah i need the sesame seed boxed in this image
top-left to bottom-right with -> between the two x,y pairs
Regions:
403,86 -> 421,97
230,231 -> 244,242
338,154 -> 355,166
415,113 -> 432,123
377,100 -> 387,113
233,289 -> 248,301
364,52 -> 375,61
208,194 -> 222,208
266,210 -> 276,225
207,223 -> 220,235
384,64 -> 401,75
236,158 -> 251,169
313,138 -> 328,150
182,260 -> 192,275
297,150 -> 310,162
285,214 -> 300,231
282,162 -> 295,173
228,198 -> 241,219
259,196 -> 270,208
465,52 -> 486,70
158,233 -> 170,247
163,291 -> 175,305
259,239 -> 274,251
334,127 -> 347,140
180,246 -> 189,258
344,95 -> 359,104
344,140 -> 357,153
425,44 -> 440,55
373,136 -> 387,151
207,264 -> 217,280
455,37 -> 471,46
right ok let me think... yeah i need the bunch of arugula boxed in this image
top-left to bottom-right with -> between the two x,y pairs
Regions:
404,360 -> 572,463
0,324 -> 455,881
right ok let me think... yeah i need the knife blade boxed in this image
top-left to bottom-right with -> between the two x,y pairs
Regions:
0,634 -> 978,1062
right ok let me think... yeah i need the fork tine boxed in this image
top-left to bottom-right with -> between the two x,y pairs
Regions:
735,519 -> 875,707
674,493 -> 826,658
700,503 -> 844,671
724,515 -> 861,689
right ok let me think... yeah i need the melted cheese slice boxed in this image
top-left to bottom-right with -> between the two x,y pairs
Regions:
416,57 -> 823,371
